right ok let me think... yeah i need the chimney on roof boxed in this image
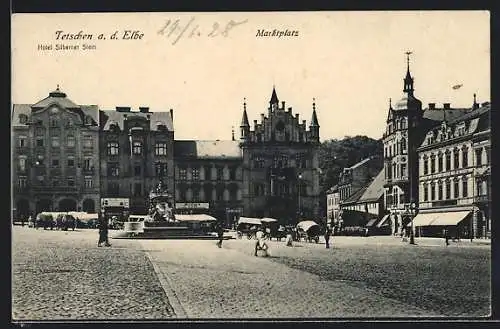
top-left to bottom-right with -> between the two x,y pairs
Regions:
139,107 -> 149,113
254,119 -> 258,129
288,107 -> 292,113
443,103 -> 451,110
302,120 -> 306,126
428,103 -> 435,110
116,106 -> 131,112
295,113 -> 299,121
281,101 -> 285,110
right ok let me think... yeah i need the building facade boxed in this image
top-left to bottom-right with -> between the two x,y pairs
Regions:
12,87 -> 101,218
239,87 -> 321,223
416,102 -> 491,238
99,107 -> 175,214
337,156 -> 382,203
174,140 -> 243,227
326,185 -> 340,225
382,58 -> 469,235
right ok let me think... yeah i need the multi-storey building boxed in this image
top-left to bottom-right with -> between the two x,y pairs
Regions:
382,56 -> 469,235
239,87 -> 321,223
338,168 -> 386,228
11,87 -> 100,217
416,101 -> 491,238
174,140 -> 243,227
326,185 -> 340,225
99,107 -> 174,214
337,156 -> 382,202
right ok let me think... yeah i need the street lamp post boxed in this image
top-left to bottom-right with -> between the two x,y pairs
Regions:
297,173 -> 302,222
406,202 -> 417,244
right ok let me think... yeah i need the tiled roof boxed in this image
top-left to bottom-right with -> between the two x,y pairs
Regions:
11,104 -> 31,126
31,92 -> 80,109
359,169 -> 385,202
447,103 -> 490,125
81,105 -> 100,125
100,110 -> 173,132
423,108 -> 469,122
174,140 -> 242,159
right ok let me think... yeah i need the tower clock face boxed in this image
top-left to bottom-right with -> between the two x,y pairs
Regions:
50,106 -> 59,114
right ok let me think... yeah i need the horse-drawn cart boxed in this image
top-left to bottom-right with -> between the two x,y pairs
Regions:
296,220 -> 321,243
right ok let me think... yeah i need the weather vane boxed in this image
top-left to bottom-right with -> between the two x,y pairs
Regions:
405,51 -> 413,66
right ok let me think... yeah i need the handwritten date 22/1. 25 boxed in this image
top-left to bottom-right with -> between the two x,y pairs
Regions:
157,17 -> 248,45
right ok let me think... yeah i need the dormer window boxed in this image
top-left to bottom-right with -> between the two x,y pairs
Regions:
156,121 -> 166,130
85,116 -> 93,125
19,114 -> 28,124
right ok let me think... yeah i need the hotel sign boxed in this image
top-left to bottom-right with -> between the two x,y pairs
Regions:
176,202 -> 209,209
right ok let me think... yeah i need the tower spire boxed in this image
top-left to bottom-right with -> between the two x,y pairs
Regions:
240,97 -> 249,127
403,51 -> 414,95
270,86 -> 279,105
310,98 -> 319,127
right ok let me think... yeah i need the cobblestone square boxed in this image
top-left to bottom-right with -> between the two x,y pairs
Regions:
12,227 -> 491,320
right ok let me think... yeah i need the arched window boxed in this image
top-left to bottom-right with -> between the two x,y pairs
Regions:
430,182 -> 436,200
430,154 -> 436,173
462,176 -> 468,197
445,179 -> 451,199
400,137 -> 407,153
462,146 -> 468,168
423,155 -> 429,175
438,180 -> 443,200
401,117 -> 407,129
423,182 -> 429,201
438,152 -> 443,172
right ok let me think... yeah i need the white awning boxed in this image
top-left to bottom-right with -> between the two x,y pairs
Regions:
261,217 -> 278,223
428,211 -> 471,226
175,214 -> 217,222
376,214 -> 390,227
237,217 -> 262,226
407,213 -> 439,227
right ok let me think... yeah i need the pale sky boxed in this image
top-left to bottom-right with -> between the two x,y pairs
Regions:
12,11 -> 490,141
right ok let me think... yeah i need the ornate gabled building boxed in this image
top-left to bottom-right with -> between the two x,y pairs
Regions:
239,87 -> 321,223
382,55 -> 470,235
11,87 -> 101,217
99,106 -> 175,214
416,100 -> 491,238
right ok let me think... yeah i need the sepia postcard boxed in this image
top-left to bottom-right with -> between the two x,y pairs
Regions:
11,11 -> 491,322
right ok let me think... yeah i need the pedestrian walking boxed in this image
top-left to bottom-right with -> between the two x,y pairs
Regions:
216,222 -> 224,248
324,224 -> 332,249
98,214 -> 111,247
